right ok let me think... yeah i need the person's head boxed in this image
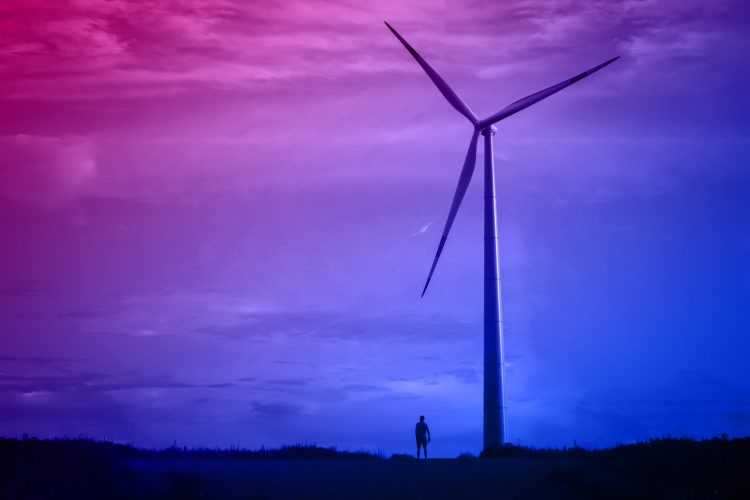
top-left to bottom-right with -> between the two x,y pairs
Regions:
419,415 -> 425,422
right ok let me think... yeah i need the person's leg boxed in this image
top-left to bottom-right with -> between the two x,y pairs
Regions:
424,442 -> 428,460
416,440 -> 420,459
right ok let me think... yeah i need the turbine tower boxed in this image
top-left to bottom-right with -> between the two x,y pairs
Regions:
385,21 -> 618,450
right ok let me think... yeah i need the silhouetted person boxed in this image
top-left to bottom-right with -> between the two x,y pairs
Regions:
415,415 -> 431,460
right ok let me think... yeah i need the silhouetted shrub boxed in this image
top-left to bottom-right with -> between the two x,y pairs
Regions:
1,435 -> 748,499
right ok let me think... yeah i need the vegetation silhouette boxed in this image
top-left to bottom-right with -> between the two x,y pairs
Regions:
1,435 -> 748,499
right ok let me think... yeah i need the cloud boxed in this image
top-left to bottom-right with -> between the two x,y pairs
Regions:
439,368 -> 480,385
0,0 -> 744,105
0,355 -> 83,367
511,370 -> 750,446
0,135 -> 97,206
0,0 -> 437,99
0,388 -> 130,426
256,378 -> 316,392
250,401 -> 304,418
1,0 -> 742,208
65,291 -> 279,338
0,371 -> 194,395
0,280 -> 60,298
64,290 -> 478,347
340,384 -> 391,393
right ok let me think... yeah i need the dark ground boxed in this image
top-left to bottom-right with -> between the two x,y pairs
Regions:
1,437 -> 748,499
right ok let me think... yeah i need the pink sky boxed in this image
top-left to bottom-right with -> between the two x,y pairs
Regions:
2,0 -> 749,456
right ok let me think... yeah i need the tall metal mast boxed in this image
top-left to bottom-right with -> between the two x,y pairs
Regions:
482,126 -> 505,447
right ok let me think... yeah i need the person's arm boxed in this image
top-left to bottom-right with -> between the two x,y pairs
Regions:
427,425 -> 431,441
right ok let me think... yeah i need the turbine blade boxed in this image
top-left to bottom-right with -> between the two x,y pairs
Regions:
385,21 -> 479,125
422,130 -> 480,297
479,56 -> 619,128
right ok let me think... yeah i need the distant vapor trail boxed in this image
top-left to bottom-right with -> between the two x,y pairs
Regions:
412,222 -> 433,237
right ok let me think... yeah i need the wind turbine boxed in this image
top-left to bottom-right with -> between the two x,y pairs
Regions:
385,21 -> 618,450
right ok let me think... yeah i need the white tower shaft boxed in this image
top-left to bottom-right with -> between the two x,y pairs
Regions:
483,127 -> 505,449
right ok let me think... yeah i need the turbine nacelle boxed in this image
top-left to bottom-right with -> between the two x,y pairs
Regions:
480,125 -> 498,136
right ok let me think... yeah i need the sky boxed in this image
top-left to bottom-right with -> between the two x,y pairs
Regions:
1,0 -> 749,458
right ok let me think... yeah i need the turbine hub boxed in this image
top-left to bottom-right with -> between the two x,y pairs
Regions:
481,125 -> 498,136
